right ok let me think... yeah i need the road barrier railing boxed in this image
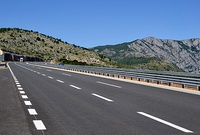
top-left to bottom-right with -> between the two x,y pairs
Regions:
0,63 -> 6,68
33,63 -> 200,91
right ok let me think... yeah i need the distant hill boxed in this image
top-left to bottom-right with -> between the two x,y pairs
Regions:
92,37 -> 200,73
0,28 -> 114,66
2,28 -> 199,72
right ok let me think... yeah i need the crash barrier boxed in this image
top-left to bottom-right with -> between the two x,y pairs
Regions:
0,63 -> 6,67
33,63 -> 200,91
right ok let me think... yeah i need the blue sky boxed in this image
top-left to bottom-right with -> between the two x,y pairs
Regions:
1,0 -> 200,47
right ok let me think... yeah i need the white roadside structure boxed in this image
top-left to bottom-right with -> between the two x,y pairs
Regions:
0,49 -> 4,61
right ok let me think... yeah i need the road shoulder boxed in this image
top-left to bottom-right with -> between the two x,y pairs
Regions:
0,68 -> 32,135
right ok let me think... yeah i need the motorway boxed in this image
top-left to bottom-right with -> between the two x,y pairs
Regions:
8,62 -> 200,135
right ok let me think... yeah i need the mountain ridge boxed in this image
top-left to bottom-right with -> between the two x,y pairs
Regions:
92,37 -> 200,73
1,28 -> 199,72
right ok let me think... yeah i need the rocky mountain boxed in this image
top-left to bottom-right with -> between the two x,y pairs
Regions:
0,28 -> 113,66
92,37 -> 200,73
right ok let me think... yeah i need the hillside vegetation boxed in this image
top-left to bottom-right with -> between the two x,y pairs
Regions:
1,28 -> 196,72
0,28 -> 114,66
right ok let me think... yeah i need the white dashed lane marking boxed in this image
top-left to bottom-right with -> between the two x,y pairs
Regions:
10,63 -> 47,131
28,109 -> 38,115
96,81 -> 122,88
48,76 -> 53,79
20,91 -> 25,94
62,73 -> 71,76
21,95 -> 28,99
17,85 -> 22,88
24,101 -> 32,106
92,93 -> 113,102
18,87 -> 23,90
70,85 -> 81,89
33,120 -> 46,130
57,80 -> 64,83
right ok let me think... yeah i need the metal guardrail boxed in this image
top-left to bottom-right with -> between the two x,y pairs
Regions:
0,55 -> 4,61
31,62 -> 200,90
0,63 -> 5,67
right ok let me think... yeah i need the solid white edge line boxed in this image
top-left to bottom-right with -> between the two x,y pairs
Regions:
70,85 -> 81,89
28,109 -> 38,115
92,93 -> 113,102
33,120 -> 46,130
24,101 -> 32,106
96,81 -> 122,88
7,63 -> 17,81
137,112 -> 193,133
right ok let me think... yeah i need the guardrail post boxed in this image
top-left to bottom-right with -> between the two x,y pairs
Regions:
182,84 -> 185,88
198,86 -> 200,91
157,81 -> 159,84
168,82 -> 171,86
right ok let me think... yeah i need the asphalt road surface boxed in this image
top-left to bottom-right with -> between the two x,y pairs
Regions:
6,62 -> 200,135
0,68 -> 32,135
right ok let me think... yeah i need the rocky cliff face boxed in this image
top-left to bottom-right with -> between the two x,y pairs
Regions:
92,37 -> 200,73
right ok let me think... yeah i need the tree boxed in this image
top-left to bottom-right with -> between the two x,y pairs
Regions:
36,37 -> 41,41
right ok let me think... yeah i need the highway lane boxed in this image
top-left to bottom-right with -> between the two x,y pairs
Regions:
8,62 -> 200,134
28,63 -> 200,133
